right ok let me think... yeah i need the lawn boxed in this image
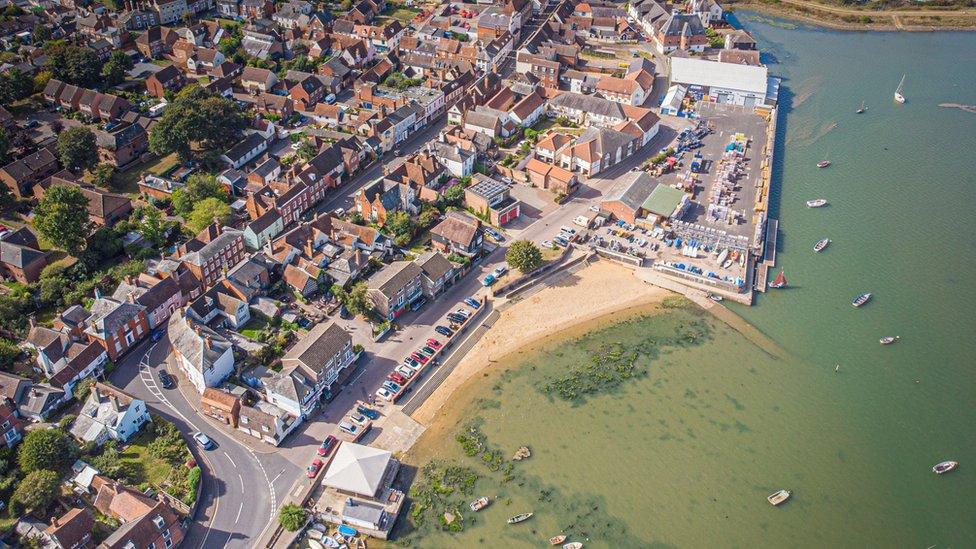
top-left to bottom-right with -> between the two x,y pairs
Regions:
114,152 -> 181,195
120,433 -> 179,488
239,314 -> 270,341
390,7 -> 421,22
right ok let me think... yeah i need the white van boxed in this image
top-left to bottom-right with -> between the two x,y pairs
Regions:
573,215 -> 590,228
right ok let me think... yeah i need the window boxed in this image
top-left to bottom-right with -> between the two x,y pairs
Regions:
115,341 -> 123,353
135,324 -> 143,336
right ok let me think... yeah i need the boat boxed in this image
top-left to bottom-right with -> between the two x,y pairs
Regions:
337,525 -> 357,537
549,535 -> 568,546
817,156 -> 831,169
932,461 -> 958,474
322,537 -> 341,549
507,513 -> 533,524
707,293 -> 723,302
880,336 -> 900,345
852,293 -> 872,307
308,540 -> 324,549
469,497 -> 490,512
767,489 -> 791,506
722,259 -> 734,269
564,543 -> 584,549
894,74 -> 907,104
717,248 -> 729,265
856,100 -> 866,114
769,268 -> 787,289
806,198 -> 828,208
813,238 -> 830,253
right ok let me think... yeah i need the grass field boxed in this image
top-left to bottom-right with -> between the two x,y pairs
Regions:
115,152 -> 181,195
120,433 -> 179,488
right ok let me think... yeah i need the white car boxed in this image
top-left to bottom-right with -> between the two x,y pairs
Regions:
541,240 -> 553,248
350,413 -> 369,425
493,265 -> 508,277
376,387 -> 394,401
338,421 -> 358,435
560,226 -> 577,235
395,365 -> 415,379
333,208 -> 345,217
589,205 -> 600,212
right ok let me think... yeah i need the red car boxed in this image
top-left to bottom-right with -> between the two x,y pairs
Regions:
426,338 -> 442,350
388,372 -> 407,385
316,435 -> 338,457
306,458 -> 324,478
410,352 -> 430,364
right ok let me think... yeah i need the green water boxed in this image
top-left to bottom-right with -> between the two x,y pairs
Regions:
401,19 -> 976,548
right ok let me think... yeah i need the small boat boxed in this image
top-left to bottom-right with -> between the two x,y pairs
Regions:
337,525 -> 357,537
322,537 -> 341,549
856,100 -> 866,114
894,74 -> 907,104
852,293 -> 872,307
722,259 -> 734,269
879,336 -> 900,345
769,268 -> 787,289
549,535 -> 567,546
308,540 -> 324,549
564,543 -> 584,549
469,497 -> 490,512
817,158 -> 831,169
806,198 -> 828,208
717,248 -> 729,265
707,293 -> 723,302
932,460 -> 958,474
813,238 -> 830,253
507,512 -> 533,524
767,489 -> 791,506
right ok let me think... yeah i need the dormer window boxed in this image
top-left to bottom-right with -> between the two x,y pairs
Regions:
153,515 -> 166,529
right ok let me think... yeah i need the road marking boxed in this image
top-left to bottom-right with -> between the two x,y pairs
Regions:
239,474 -> 245,491
235,501 -> 244,524
225,453 -> 237,467
349,367 -> 367,385
270,469 -> 286,484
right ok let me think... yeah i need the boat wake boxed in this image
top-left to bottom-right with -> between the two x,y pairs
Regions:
938,103 -> 976,115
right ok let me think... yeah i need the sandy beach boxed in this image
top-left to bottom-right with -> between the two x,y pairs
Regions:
408,260 -> 674,426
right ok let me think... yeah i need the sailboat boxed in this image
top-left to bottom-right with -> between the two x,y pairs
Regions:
769,268 -> 787,289
856,100 -> 866,114
894,74 -> 907,104
817,154 -> 831,169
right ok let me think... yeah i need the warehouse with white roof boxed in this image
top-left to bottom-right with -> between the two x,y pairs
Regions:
669,57 -> 776,108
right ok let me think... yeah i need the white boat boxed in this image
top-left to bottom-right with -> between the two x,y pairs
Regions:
894,74 -> 907,104
767,489 -> 791,506
308,540 -> 324,549
717,248 -> 729,265
722,259 -> 734,269
507,512 -> 533,524
707,293 -> 723,302
856,100 -> 866,114
933,460 -> 958,474
806,199 -> 828,208
879,336 -> 900,345
813,238 -> 830,253
564,543 -> 584,549
469,496 -> 490,512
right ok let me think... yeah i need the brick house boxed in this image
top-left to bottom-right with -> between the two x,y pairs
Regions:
464,174 -> 521,226
178,222 -> 246,289
0,227 -> 47,284
367,261 -> 424,320
145,65 -> 187,98
95,123 -> 149,168
0,148 -> 59,198
85,295 -> 151,362
429,211 -> 483,257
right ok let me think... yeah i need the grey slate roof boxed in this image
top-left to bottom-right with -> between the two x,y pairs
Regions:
367,261 -> 422,299
282,321 -> 351,370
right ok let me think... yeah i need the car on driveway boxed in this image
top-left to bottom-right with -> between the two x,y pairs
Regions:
493,265 -> 508,277
193,432 -> 216,450
317,435 -> 339,456
306,458 -> 324,478
447,313 -> 466,323
463,297 -> 481,309
394,365 -> 415,380
158,371 -> 175,389
435,325 -> 454,337
376,388 -> 394,401
481,273 -> 496,286
453,308 -> 471,319
356,406 -> 380,420
484,227 -> 504,241
338,421 -> 359,435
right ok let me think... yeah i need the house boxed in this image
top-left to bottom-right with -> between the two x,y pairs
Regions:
85,294 -> 150,362
252,92 -> 294,118
70,383 -> 150,445
112,274 -> 186,330
464,174 -> 521,226
289,74 -> 326,111
430,141 -> 475,178
595,66 -> 654,107
244,209 -> 285,250
599,171 -> 660,224
221,133 -> 268,169
654,13 -> 707,55
238,400 -> 296,446
508,90 -> 546,127
0,401 -> 23,448
367,261 -> 424,320
38,176 -> 134,226
429,211 -> 483,258
135,26 -> 179,59
186,282 -> 251,329
95,123 -> 149,168
26,326 -> 107,396
7,377 -> 66,422
43,507 -> 95,549
319,442 -> 403,534
179,222 -> 246,289
240,66 -> 279,94
145,65 -> 186,98
557,126 -> 641,177
200,387 -> 240,427
354,179 -> 418,225
687,0 -> 724,27
168,313 -> 235,394
416,250 -> 460,298
524,158 -> 579,196
0,147 -> 59,198
0,227 -> 47,283
267,322 -> 356,417
93,478 -> 186,549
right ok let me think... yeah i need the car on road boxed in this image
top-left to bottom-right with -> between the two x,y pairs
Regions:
481,273 -> 496,286
394,365 -> 415,380
463,297 -> 481,309
560,226 -> 577,235
589,204 -> 600,212
382,381 -> 402,393
306,458 -> 324,478
193,432 -> 216,450
338,421 -> 359,435
435,325 -> 454,337
158,371 -> 175,389
375,387 -> 394,401
426,338 -> 442,349
317,435 -> 339,456
350,412 -> 369,425
387,372 -> 407,385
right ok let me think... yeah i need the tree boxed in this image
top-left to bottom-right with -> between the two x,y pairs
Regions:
101,50 -> 134,87
295,140 -> 316,161
73,377 -> 95,402
279,503 -> 306,531
0,127 -> 8,165
31,24 -> 52,45
442,184 -> 465,208
185,197 -> 231,233
506,240 -> 543,272
43,43 -> 102,88
0,68 -> 34,106
171,173 -> 228,217
57,127 -> 98,173
90,163 -> 116,188
0,338 -> 19,370
13,469 -> 60,512
34,184 -> 91,256
333,281 -> 373,318
17,429 -> 79,474
134,206 -> 168,248
149,86 -> 247,159
383,211 -> 415,246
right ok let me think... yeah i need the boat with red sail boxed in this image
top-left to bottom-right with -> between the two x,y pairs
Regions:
769,268 -> 787,289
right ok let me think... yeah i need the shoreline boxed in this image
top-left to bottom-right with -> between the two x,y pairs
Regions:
729,2 -> 976,31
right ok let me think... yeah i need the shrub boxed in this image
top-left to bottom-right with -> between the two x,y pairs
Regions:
279,503 -> 306,531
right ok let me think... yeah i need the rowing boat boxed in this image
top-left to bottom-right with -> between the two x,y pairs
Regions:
507,512 -> 533,524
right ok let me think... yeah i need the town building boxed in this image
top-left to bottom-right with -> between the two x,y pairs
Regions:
168,314 -> 235,394
464,174 -> 521,226
69,383 -> 150,445
367,260 -> 424,320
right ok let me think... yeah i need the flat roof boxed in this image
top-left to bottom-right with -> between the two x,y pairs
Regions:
642,184 -> 686,217
670,57 -> 768,95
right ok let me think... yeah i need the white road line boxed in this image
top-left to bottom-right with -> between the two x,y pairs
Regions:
239,474 -> 245,491
225,453 -> 237,468
235,501 -> 244,524
270,469 -> 285,484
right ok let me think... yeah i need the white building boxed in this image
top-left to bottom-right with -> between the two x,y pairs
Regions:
168,314 -> 235,394
70,383 -> 150,445
669,57 -> 770,108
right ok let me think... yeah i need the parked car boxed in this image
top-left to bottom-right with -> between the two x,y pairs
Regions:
541,240 -> 553,248
158,371 -> 175,389
404,356 -> 422,369
356,406 -> 380,420
350,412 -> 369,425
410,352 -> 429,364
338,421 -> 359,435
435,325 -> 454,337
453,308 -> 471,319
463,297 -> 481,309
493,265 -> 508,277
376,388 -> 394,401
387,372 -> 407,385
426,338 -> 442,349
446,313 -> 466,323
306,458 -> 324,478
193,432 -> 216,450
481,273 -> 496,286
297,317 -> 312,329
410,297 -> 427,312
382,380 -> 402,393
317,435 -> 339,456
484,227 -> 504,241
394,365 -> 415,379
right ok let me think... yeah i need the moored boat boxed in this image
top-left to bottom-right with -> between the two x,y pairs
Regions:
769,268 -> 787,289
817,159 -> 831,169
932,460 -> 958,474
507,512 -> 533,524
563,543 -> 584,549
894,74 -> 907,104
767,489 -> 791,506
549,535 -> 567,546
707,293 -> 723,302
856,100 -> 866,114
806,198 -> 828,208
879,336 -> 900,345
852,293 -> 872,307
469,497 -> 490,512
813,238 -> 830,253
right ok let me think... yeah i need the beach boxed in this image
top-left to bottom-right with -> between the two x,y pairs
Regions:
409,260 -> 674,426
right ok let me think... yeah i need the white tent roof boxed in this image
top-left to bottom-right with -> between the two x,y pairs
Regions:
322,442 -> 392,497
669,57 -> 767,95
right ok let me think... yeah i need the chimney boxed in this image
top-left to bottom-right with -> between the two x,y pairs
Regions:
28,315 -> 35,329
126,293 -> 135,304
213,219 -> 222,235
204,336 -> 212,349
110,396 -> 120,412
304,237 -> 314,257
92,385 -> 100,401
51,516 -> 60,528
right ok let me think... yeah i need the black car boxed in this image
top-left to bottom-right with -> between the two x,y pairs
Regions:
435,325 -> 454,337
158,371 -> 175,389
446,313 -> 466,323
356,405 -> 380,420
297,317 -> 313,329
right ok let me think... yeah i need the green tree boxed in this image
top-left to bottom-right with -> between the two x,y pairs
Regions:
441,184 -> 465,208
34,184 -> 91,256
418,206 -> 440,230
0,127 -> 8,164
333,281 -> 373,318
185,197 -> 231,233
506,239 -> 543,272
17,429 -> 79,474
0,338 -> 19,370
383,211 -> 415,246
101,50 -> 134,87
149,86 -> 247,160
90,163 -> 116,188
31,23 -> 52,45
43,43 -> 102,88
73,377 -> 95,402
171,173 -> 228,217
90,441 -> 125,479
0,68 -> 34,106
295,140 -> 316,161
279,503 -> 306,531
13,469 -> 60,512
57,126 -> 98,173
134,206 -> 168,247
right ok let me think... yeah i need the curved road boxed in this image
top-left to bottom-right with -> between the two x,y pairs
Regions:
110,334 -> 300,549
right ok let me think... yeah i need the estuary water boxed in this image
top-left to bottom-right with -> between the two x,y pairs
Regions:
399,18 -> 976,548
